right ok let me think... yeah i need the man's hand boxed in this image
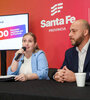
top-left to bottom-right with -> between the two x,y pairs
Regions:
54,66 -> 76,83
62,66 -> 76,82
54,69 -> 65,83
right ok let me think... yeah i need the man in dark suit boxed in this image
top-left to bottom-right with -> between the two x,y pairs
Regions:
52,19 -> 90,82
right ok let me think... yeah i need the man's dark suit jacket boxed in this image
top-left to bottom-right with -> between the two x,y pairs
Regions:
48,44 -> 90,82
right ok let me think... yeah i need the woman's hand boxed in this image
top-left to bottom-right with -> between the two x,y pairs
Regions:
15,74 -> 27,81
15,48 -> 25,57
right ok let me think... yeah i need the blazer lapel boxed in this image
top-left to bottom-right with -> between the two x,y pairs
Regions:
84,44 -> 90,71
73,48 -> 78,72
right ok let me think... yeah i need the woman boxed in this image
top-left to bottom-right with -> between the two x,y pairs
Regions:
7,32 -> 49,81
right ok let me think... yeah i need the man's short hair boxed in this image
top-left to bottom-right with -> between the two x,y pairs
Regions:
82,20 -> 90,35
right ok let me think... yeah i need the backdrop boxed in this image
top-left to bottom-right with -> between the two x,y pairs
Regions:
0,0 -> 90,73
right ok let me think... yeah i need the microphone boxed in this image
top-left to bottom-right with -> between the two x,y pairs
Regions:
15,47 -> 26,61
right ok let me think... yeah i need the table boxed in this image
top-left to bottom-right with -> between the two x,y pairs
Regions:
0,80 -> 90,100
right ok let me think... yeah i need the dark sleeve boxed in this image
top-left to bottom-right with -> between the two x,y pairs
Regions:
48,68 -> 57,79
86,72 -> 90,82
61,51 -> 68,69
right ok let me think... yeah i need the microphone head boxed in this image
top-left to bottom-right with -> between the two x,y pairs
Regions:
22,47 -> 26,51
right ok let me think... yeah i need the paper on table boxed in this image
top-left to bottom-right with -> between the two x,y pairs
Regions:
0,75 -> 16,82
0,75 -> 16,79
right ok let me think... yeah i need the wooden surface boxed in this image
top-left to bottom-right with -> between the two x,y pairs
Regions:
0,50 -> 17,75
0,51 -> 1,75
6,50 -> 16,72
